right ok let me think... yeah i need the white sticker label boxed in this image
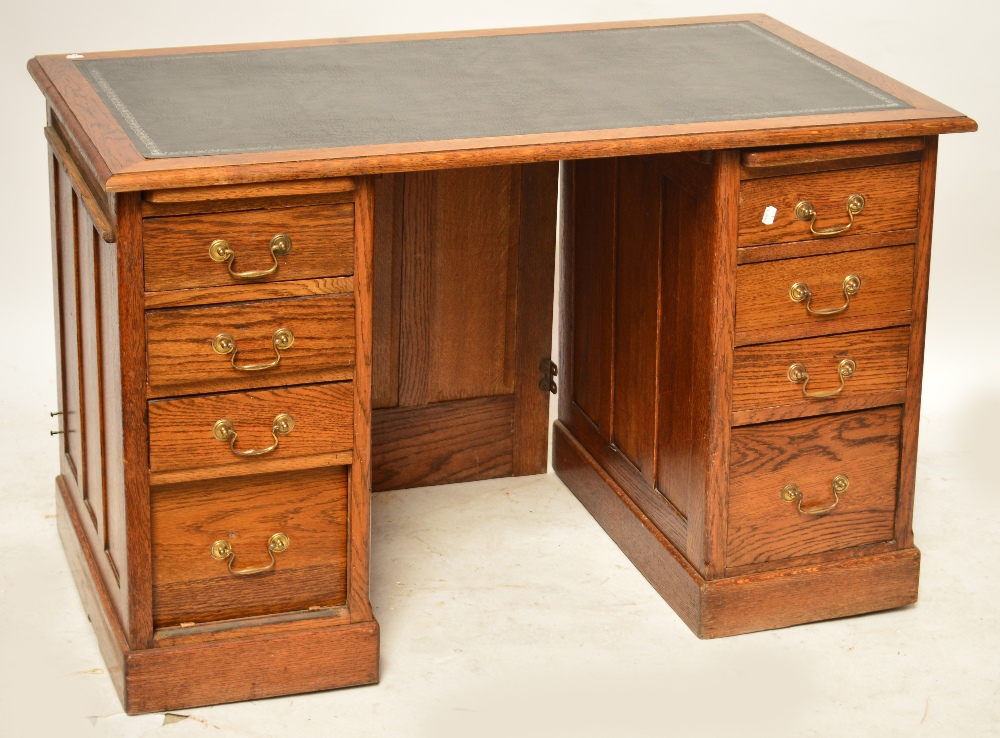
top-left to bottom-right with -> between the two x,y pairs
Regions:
762,206 -> 777,225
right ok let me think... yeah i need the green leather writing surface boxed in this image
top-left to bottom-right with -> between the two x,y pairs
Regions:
78,21 -> 908,159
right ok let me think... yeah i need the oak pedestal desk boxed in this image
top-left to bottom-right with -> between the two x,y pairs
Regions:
29,15 -> 976,714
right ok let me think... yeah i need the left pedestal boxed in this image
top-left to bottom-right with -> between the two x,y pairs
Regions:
44,120 -> 378,714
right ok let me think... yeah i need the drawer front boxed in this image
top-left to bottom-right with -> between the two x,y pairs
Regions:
149,383 -> 354,485
152,466 -> 349,628
727,407 -> 901,569
146,293 -> 354,397
735,245 -> 914,338
739,163 -> 919,247
732,326 -> 910,424
144,202 -> 355,293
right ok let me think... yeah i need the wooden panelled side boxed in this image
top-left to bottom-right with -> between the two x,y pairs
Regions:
371,174 -> 404,409
77,203 -> 105,540
562,152 -> 738,579
53,159 -> 84,497
371,164 -> 557,490
569,158 -> 617,439
895,136 -> 939,548
613,157 -> 660,483
656,172 -> 704,519
50,140 -> 133,636
400,165 -> 519,405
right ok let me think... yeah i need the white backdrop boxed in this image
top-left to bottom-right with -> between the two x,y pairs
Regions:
0,1 -> 997,734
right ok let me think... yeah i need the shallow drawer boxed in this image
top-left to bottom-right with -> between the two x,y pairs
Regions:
739,162 -> 919,247
735,245 -> 914,341
146,293 -> 354,397
144,202 -> 355,293
726,407 -> 901,570
148,382 -> 353,485
151,466 -> 349,628
732,326 -> 910,425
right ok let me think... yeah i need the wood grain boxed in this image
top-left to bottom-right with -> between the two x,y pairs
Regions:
740,137 -> 923,179
896,136 -> 939,548
399,165 -> 519,406
148,383 -> 354,483
731,326 -> 910,425
727,407 -> 902,569
512,162 -> 558,475
553,421 -> 703,631
568,157 -> 616,437
143,276 -> 353,310
735,244 -> 915,342
371,173 -> 404,409
144,177 -> 354,203
143,202 -> 354,292
145,294 -> 354,397
46,125 -> 116,241
701,548 -> 919,638
140,190 -> 355,218
372,395 -> 514,491
151,467 -> 348,627
739,163 -> 919,246
567,403 -> 687,553
127,620 -> 378,714
554,422 -> 920,638
736,228 -> 915,264
612,156 -> 661,484
348,176 -> 375,622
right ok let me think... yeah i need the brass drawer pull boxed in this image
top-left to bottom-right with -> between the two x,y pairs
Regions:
781,474 -> 849,515
212,413 -> 294,457
212,328 -> 294,371
787,358 -> 856,398
209,234 -> 292,280
794,193 -> 865,236
210,533 -> 290,576
789,274 -> 861,316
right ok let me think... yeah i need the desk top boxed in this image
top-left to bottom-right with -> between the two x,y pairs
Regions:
29,15 -> 975,192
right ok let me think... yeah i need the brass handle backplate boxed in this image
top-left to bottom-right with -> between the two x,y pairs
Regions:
209,234 -> 292,280
789,274 -> 861,316
787,358 -> 856,398
213,413 -> 295,457
781,474 -> 849,515
212,328 -> 294,371
794,193 -> 865,236
210,532 -> 290,576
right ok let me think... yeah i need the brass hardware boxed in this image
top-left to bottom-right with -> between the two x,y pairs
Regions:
50,430 -> 64,436
50,411 -> 63,417
209,234 -> 292,280
787,358 -> 856,398
539,359 -> 558,394
212,413 -> 295,457
210,532 -> 290,576
789,274 -> 861,316
781,474 -> 849,515
794,194 -> 865,236
212,328 -> 294,371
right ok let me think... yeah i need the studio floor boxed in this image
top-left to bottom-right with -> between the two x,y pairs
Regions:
1,389 -> 998,738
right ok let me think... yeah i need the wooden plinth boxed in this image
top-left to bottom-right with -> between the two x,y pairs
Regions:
56,477 -> 379,714
552,422 -> 920,638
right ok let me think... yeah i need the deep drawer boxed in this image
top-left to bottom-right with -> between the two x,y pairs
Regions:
148,382 -> 354,485
732,326 -> 910,425
726,407 -> 901,570
151,466 -> 349,628
735,245 -> 915,341
146,293 -> 354,397
143,202 -> 355,293
739,162 -> 919,247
